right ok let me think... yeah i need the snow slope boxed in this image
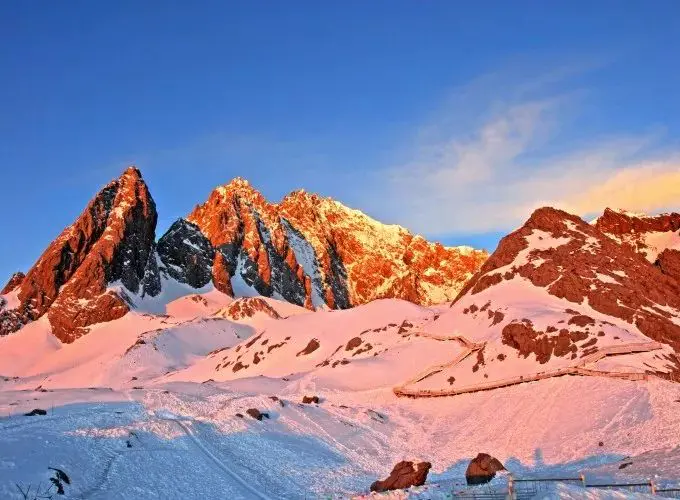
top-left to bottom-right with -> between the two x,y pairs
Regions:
1,288 -> 680,498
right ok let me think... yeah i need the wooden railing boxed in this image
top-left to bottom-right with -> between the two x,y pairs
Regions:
393,336 -> 664,398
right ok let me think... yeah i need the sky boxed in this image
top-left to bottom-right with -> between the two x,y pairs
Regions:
1,1 -> 680,280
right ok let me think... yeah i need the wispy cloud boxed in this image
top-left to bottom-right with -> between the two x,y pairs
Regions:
365,64 -> 680,236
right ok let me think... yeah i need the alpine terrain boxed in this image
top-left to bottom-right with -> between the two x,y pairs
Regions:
1,168 -> 680,499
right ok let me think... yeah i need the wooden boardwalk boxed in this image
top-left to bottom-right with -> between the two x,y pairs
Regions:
393,335 -> 665,398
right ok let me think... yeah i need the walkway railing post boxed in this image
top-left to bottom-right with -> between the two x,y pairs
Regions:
507,474 -> 515,500
650,479 -> 656,494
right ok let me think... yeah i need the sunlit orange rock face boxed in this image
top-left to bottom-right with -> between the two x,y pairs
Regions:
0,167 -> 160,342
1,272 -> 24,295
594,208 -> 680,261
214,297 -> 281,321
183,178 -> 487,309
455,206 -> 680,353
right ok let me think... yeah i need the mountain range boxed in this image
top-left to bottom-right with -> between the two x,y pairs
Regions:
1,167 -> 680,498
0,167 -> 486,343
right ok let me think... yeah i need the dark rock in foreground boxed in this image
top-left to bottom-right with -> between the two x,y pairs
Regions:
25,408 -> 47,416
370,460 -> 431,492
465,453 -> 505,485
246,408 -> 269,421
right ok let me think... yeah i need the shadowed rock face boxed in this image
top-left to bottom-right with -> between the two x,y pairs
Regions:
455,207 -> 680,354
175,178 -> 486,309
370,461 -> 431,492
157,219 -> 215,289
0,167 -> 160,342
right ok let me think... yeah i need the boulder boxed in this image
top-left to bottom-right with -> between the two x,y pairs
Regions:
24,408 -> 47,416
465,453 -> 506,485
302,395 -> 320,404
246,408 -> 269,421
370,461 -> 431,492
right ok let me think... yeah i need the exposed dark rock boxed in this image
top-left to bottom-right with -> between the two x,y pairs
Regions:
366,409 -> 387,423
656,248 -> 680,282
465,453 -> 506,485
246,408 -> 269,421
215,297 -> 281,321
185,178 -> 485,309
269,396 -> 285,407
370,461 -> 431,492
24,408 -> 47,416
157,218 -> 215,289
302,395 -> 320,404
297,338 -> 320,356
345,337 -> 362,351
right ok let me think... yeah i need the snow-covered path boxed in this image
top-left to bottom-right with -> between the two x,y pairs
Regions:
156,415 -> 274,500
394,339 -> 664,398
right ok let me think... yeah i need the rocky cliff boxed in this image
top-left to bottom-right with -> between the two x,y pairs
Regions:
158,178 -> 487,309
0,167 -> 160,342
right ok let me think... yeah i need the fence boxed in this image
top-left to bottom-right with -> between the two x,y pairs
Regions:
393,340 -> 664,399
447,475 -> 680,499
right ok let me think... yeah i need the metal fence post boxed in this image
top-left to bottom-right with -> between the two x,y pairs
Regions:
650,479 -> 656,494
580,474 -> 586,487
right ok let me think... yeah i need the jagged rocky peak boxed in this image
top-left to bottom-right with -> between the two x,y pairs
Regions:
157,218 -> 216,290
0,166 -> 160,342
453,206 -> 680,355
162,178 -> 487,309
1,272 -> 24,295
594,207 -> 680,262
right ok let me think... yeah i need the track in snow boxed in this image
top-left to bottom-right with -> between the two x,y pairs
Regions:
158,416 -> 274,500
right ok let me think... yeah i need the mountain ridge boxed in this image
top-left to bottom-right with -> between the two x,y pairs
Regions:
0,166 -> 487,341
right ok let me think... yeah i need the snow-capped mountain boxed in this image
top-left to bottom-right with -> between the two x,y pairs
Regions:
410,206 -> 680,398
2,188 -> 680,497
0,167 -> 160,342
0,167 -> 486,343
165,177 -> 487,309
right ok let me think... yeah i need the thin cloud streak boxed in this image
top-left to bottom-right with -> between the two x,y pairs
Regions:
367,66 -> 680,236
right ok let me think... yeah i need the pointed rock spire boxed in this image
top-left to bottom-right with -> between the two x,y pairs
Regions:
1,166 -> 160,342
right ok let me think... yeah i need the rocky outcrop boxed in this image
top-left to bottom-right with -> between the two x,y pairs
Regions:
246,408 -> 269,421
465,453 -> 505,485
157,219 -> 215,289
1,272 -> 24,295
656,249 -> 680,282
455,207 -> 680,354
370,461 -> 431,492
173,178 -> 486,309
213,297 -> 280,321
501,320 -> 588,364
595,208 -> 680,261
0,167 -> 160,342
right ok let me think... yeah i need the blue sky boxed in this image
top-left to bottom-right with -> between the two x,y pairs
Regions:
1,1 -> 680,280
